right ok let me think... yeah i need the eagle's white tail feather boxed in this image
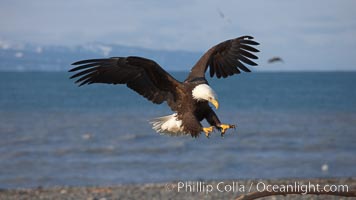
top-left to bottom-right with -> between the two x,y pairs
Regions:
149,114 -> 185,136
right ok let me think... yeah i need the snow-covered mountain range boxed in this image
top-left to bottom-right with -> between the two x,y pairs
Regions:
0,40 -> 202,71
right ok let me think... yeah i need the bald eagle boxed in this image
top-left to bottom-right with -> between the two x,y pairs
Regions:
69,36 -> 259,137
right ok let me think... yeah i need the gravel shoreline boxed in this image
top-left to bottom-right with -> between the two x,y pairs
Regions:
1,178 -> 355,200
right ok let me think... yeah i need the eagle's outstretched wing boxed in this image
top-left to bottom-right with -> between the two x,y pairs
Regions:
69,56 -> 182,106
186,36 -> 259,81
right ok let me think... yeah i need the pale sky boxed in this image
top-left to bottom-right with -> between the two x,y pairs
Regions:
1,0 -> 356,71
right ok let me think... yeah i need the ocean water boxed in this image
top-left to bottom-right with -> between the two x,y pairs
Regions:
0,71 -> 355,188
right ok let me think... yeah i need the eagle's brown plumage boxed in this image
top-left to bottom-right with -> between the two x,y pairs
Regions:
69,36 -> 259,137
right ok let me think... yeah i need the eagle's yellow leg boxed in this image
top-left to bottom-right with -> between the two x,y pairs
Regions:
202,126 -> 214,137
218,124 -> 236,136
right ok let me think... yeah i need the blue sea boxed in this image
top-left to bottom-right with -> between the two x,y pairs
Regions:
0,72 -> 355,188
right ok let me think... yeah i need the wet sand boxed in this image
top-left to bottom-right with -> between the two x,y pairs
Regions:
0,178 -> 355,200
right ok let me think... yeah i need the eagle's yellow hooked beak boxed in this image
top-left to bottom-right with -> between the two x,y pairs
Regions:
210,98 -> 219,109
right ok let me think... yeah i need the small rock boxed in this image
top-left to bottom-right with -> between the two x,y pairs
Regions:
60,189 -> 67,194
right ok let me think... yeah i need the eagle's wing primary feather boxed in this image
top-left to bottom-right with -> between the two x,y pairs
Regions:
186,36 -> 259,81
69,56 -> 182,107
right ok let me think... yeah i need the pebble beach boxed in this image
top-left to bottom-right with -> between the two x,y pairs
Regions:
1,178 -> 355,200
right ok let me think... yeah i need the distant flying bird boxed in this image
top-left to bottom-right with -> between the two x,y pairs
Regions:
217,8 -> 232,24
69,36 -> 259,138
268,57 -> 284,63
217,8 -> 225,19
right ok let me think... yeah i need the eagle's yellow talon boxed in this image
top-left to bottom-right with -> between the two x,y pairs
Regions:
202,126 -> 214,137
219,124 -> 235,136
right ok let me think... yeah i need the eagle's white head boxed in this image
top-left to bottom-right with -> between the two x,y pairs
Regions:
192,84 -> 219,109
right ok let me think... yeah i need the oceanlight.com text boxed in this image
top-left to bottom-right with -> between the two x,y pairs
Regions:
255,181 -> 349,195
